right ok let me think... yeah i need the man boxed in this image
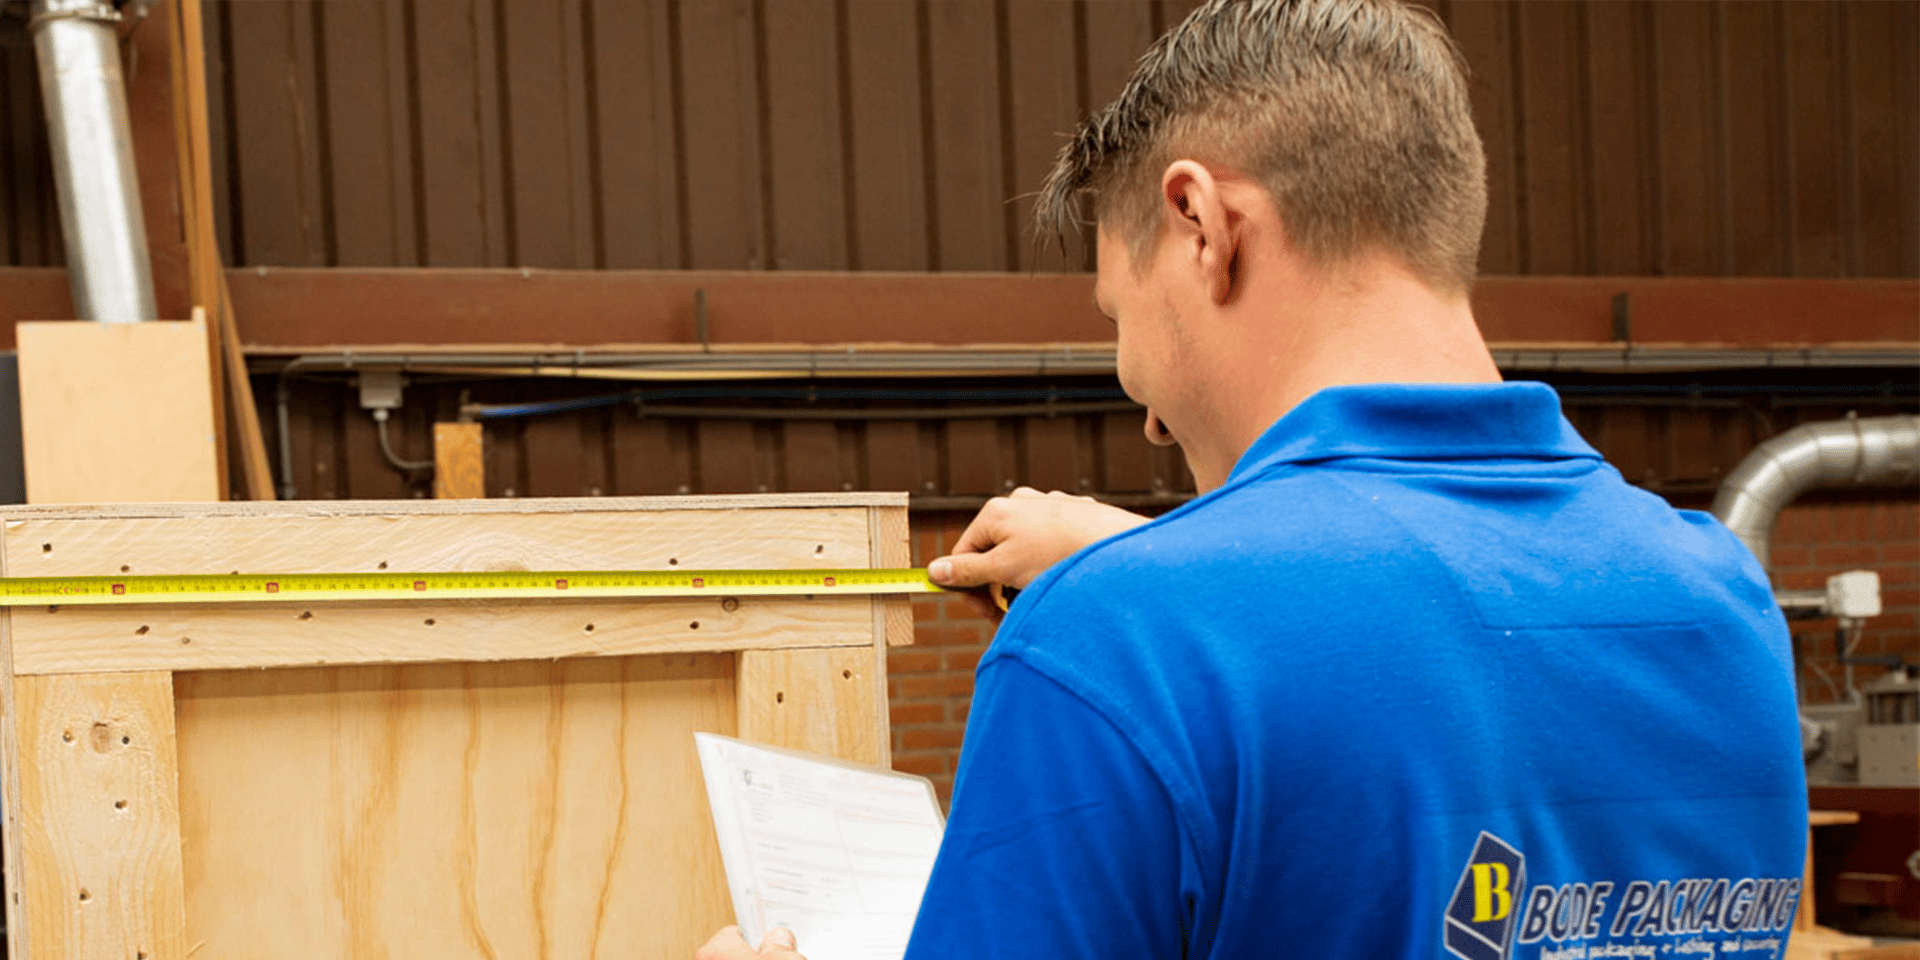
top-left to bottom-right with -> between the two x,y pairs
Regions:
702,0 -> 1804,957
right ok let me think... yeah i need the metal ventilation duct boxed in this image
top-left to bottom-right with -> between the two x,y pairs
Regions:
30,0 -> 157,322
1712,414 -> 1920,570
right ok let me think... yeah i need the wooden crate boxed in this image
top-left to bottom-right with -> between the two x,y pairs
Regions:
0,493 -> 911,960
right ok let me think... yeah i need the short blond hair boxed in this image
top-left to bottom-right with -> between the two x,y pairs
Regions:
1038,0 -> 1486,293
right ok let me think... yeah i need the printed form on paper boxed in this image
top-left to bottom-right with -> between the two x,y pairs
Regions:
695,732 -> 945,960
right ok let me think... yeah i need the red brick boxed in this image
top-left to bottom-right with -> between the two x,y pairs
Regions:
912,599 -> 944,623
888,650 -> 944,675
953,701 -> 971,724
893,674 -> 976,699
1812,545 -> 1879,568
1878,563 -> 1918,586
901,727 -> 967,751
1768,547 -> 1813,569
890,702 -> 947,726
1874,612 -> 1917,632
914,624 -> 995,648
1881,586 -> 1920,609
946,649 -> 985,672
1885,542 -> 1920,564
1777,570 -> 1826,591
890,753 -> 950,778
1774,508 -> 1819,546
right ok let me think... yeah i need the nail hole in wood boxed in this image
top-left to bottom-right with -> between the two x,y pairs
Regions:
668,557 -> 679,566
842,670 -> 853,679
815,544 -> 824,554
114,799 -> 127,810
180,636 -> 192,646
46,605 -> 58,614
721,598 -> 740,613
583,623 -> 595,632
77,889 -> 88,902
775,691 -> 784,704
120,736 -> 130,746
120,564 -> 130,573
298,610 -> 313,620
377,561 -> 388,570
134,625 -> 149,635
61,730 -> 73,743
40,543 -> 50,553
423,618 -> 436,627
689,621 -> 700,630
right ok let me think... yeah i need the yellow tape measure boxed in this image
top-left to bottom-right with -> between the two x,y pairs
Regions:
0,568 -> 944,607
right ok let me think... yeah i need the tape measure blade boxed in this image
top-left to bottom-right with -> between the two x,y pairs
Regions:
0,568 -> 945,606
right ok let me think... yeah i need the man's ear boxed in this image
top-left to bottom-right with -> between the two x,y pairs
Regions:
1160,160 -> 1239,306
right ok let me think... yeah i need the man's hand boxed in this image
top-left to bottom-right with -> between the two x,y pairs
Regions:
929,488 -> 1149,591
695,926 -> 804,960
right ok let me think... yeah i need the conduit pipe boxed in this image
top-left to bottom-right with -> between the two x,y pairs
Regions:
31,0 -> 157,322
1712,414 -> 1920,571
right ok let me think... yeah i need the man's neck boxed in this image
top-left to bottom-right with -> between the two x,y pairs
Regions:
1184,258 -> 1502,489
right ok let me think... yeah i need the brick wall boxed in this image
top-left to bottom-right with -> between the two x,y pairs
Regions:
1768,494 -> 1920,704
888,511 -> 995,803
888,495 -> 1920,802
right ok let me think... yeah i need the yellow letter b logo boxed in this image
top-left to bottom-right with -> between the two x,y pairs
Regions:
1471,863 -> 1513,922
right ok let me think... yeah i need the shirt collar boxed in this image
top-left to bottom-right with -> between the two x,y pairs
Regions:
1227,381 -> 1601,482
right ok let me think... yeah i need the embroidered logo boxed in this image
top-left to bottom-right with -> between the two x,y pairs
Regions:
1445,831 -> 1526,960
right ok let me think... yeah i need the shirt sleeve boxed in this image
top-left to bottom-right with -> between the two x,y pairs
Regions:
902,654 -> 1192,960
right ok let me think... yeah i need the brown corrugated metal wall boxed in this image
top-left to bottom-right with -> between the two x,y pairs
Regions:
2,0 -> 1916,277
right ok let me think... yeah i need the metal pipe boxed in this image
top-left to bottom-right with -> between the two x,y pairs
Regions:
1712,414 -> 1920,570
30,0 -> 157,322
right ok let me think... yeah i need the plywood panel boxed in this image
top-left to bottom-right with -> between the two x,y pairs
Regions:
12,671 -> 186,960
736,647 -> 881,766
433,421 -> 485,499
174,653 -> 735,960
16,320 -> 220,504
4,503 -> 879,674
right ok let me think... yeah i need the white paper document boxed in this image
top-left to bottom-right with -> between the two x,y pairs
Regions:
695,732 -> 945,960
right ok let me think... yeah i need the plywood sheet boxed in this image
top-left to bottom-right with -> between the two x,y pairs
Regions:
16,320 -> 220,505
12,671 -> 186,960
174,653 -> 735,959
433,421 -> 485,499
736,647 -> 881,767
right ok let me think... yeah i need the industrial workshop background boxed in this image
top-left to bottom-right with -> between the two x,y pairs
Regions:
0,0 -> 1914,916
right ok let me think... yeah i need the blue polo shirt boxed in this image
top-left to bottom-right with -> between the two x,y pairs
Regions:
903,383 -> 1805,960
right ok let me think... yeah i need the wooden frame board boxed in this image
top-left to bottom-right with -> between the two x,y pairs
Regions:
0,493 -> 912,959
